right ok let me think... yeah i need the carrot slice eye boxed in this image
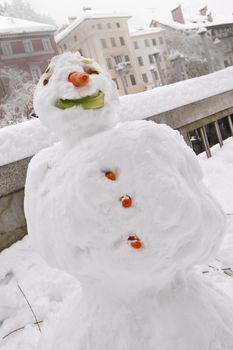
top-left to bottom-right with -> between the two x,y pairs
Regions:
85,67 -> 99,75
43,78 -> 49,86
104,171 -> 116,181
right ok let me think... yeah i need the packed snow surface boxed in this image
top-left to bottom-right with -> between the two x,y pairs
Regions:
23,52 -> 232,349
0,119 -> 56,166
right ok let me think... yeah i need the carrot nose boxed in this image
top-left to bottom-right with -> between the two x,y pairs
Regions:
68,71 -> 89,87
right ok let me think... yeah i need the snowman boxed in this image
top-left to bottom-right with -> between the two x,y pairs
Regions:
25,52 -> 233,350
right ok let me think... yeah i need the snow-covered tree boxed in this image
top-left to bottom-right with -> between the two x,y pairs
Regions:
0,3 -> 5,15
3,0 -> 56,25
164,28 -> 224,84
0,66 -> 36,127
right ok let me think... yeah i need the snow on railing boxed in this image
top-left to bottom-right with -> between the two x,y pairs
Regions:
0,66 -> 233,167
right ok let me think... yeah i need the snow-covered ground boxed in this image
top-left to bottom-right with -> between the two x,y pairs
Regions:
1,137 -> 233,349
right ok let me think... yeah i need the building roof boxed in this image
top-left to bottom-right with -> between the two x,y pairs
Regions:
130,27 -> 164,37
0,15 -> 56,36
55,12 -> 131,43
152,14 -> 233,32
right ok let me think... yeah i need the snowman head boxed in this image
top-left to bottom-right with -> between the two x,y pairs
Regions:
33,52 -> 119,145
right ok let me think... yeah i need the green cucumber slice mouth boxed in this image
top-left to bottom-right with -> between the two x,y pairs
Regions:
55,90 -> 104,110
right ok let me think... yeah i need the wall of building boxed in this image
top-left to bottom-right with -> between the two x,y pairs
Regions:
0,32 -> 58,91
130,30 -> 168,89
208,24 -> 233,67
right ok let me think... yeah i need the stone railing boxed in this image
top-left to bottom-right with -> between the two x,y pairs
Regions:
1,86 -> 233,252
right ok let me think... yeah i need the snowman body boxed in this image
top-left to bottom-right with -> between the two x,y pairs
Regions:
24,52 -> 233,350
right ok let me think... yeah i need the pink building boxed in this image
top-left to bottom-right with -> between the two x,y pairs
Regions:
0,15 -> 58,98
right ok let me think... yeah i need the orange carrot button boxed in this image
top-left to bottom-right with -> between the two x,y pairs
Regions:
121,195 -> 132,208
104,171 -> 116,181
127,235 -> 143,249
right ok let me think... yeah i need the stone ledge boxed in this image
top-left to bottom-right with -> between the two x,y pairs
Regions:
0,157 -> 32,197
0,189 -> 27,252
0,225 -> 27,252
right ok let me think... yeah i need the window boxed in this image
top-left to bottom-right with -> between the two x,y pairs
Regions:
106,57 -> 113,69
0,79 -> 6,99
152,38 -> 157,46
151,70 -> 159,80
130,74 -> 136,85
114,56 -> 122,64
159,36 -> 164,44
137,56 -> 144,66
23,40 -> 33,53
110,37 -> 116,47
42,38 -> 52,51
74,35 -> 78,41
100,38 -> 107,49
112,78 -> 119,89
133,41 -> 139,49
124,55 -> 130,62
1,41 -> 12,56
116,22 -> 120,28
148,55 -> 154,64
119,37 -> 125,46
107,23 -> 111,29
30,64 -> 41,82
97,23 -> 102,30
142,73 -> 148,83
144,39 -> 149,47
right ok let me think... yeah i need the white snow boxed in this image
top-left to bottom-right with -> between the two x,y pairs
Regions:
1,136 -> 233,349
22,52 -> 233,349
130,27 -> 164,37
154,14 -> 233,31
0,119 -> 57,166
0,238 -> 80,350
120,66 -> 233,120
0,15 -> 56,35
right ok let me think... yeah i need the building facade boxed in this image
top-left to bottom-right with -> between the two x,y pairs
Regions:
130,27 -> 168,89
0,15 -> 57,98
150,5 -> 233,72
206,22 -> 233,68
55,13 -> 145,95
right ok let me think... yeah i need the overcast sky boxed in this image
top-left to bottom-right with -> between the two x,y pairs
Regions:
3,0 -> 233,27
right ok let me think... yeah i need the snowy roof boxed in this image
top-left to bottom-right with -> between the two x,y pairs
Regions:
130,27 -> 164,37
55,12 -> 131,43
151,19 -> 200,31
152,14 -> 233,32
0,15 -> 56,36
204,16 -> 233,27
